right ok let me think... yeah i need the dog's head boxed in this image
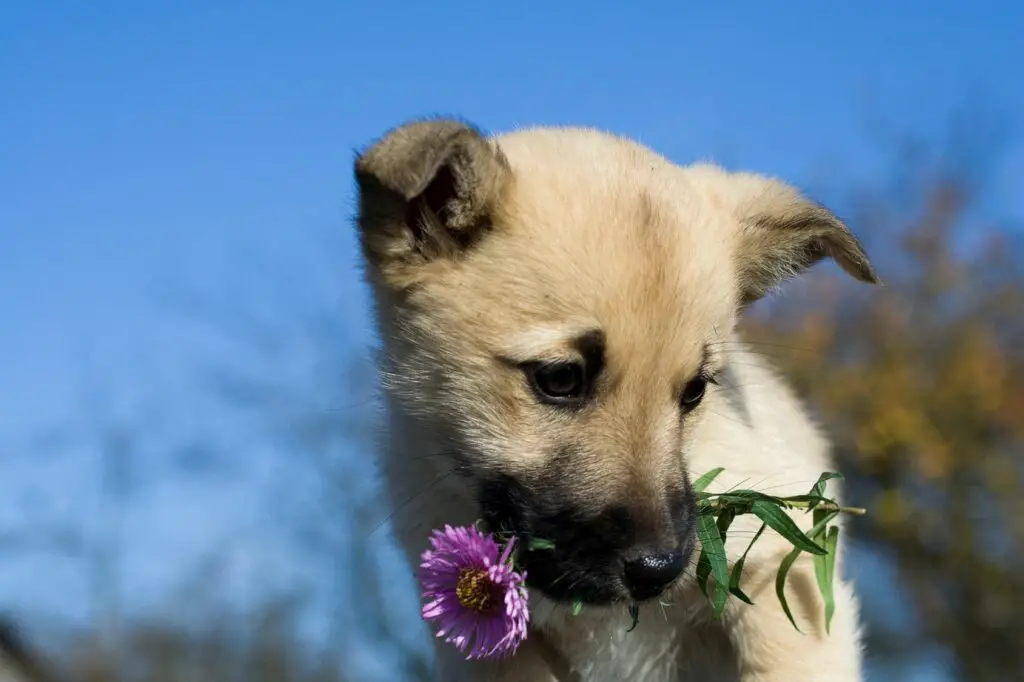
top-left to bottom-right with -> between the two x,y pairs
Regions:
354,118 -> 877,606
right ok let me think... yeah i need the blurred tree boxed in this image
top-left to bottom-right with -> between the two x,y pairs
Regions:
178,228 -> 434,681
742,119 -> 1024,681
1,224 -> 432,681
53,597 -> 359,682
1,387 -> 157,682
0,618 -> 59,682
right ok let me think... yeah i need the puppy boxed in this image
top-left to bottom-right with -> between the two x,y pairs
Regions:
353,118 -> 877,682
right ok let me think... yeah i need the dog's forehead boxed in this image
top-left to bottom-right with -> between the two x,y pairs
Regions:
435,127 -> 738,357
492,126 -> 731,274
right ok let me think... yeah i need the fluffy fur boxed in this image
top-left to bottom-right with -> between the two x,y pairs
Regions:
353,118 -> 878,682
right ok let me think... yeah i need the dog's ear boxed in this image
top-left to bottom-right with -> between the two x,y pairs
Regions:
354,118 -> 511,289
705,169 -> 879,306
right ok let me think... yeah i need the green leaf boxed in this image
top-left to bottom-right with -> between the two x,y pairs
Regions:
528,537 -> 556,551
696,512 -> 730,617
808,510 -> 839,541
751,501 -> 827,555
814,525 -> 840,633
808,472 -> 844,506
728,582 -> 754,606
811,507 -> 829,540
728,522 -> 766,605
695,548 -> 712,598
572,600 -> 583,617
626,602 -> 640,632
804,507 -> 838,609
716,490 -> 786,506
775,546 -> 804,633
773,510 -> 840,635
811,471 -> 843,494
716,508 -> 736,545
693,467 -> 726,493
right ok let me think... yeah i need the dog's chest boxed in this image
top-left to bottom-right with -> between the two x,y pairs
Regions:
542,605 -> 740,682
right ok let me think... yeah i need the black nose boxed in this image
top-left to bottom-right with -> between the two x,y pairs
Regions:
623,550 -> 685,600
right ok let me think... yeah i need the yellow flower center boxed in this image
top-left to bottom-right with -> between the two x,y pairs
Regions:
456,567 -> 497,614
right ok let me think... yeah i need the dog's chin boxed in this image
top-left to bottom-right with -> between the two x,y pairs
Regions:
521,550 -> 693,607
519,550 -> 629,606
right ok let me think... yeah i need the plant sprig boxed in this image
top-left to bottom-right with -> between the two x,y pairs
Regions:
692,468 -> 863,633
474,468 -> 864,635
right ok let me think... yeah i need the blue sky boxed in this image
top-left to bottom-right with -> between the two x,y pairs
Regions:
1,1 -> 1022,678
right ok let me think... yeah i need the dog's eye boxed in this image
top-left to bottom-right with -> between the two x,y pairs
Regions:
680,376 -> 707,411
526,361 -> 587,405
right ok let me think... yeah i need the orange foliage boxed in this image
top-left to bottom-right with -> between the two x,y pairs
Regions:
743,168 -> 1024,679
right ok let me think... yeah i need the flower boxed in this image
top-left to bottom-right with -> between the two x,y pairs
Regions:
418,524 -> 530,659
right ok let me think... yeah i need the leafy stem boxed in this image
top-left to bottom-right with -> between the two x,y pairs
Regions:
689,468 -> 864,634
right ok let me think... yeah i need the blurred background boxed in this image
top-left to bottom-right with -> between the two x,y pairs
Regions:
1,2 -> 1022,681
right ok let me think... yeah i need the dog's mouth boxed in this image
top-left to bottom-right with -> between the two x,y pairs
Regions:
481,518 -> 634,605
517,544 -> 628,605
477,474 -> 697,606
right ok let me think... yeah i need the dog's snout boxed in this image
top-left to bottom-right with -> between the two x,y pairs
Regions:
623,548 -> 685,600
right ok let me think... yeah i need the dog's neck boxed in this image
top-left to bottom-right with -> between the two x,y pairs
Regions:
376,395 -> 481,541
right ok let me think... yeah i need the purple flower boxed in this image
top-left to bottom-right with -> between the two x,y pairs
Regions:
418,524 -> 530,660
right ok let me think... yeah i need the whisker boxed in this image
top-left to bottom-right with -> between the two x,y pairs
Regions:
703,408 -> 749,430
717,356 -> 793,370
407,450 -> 466,464
708,340 -> 817,354
712,379 -> 772,393
367,465 -> 461,539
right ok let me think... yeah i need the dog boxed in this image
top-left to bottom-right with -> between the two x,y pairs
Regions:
353,118 -> 877,681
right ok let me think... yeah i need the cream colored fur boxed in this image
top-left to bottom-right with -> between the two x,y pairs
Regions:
354,120 -> 875,682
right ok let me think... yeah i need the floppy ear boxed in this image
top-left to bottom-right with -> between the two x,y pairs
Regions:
720,171 -> 879,306
354,118 -> 511,289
